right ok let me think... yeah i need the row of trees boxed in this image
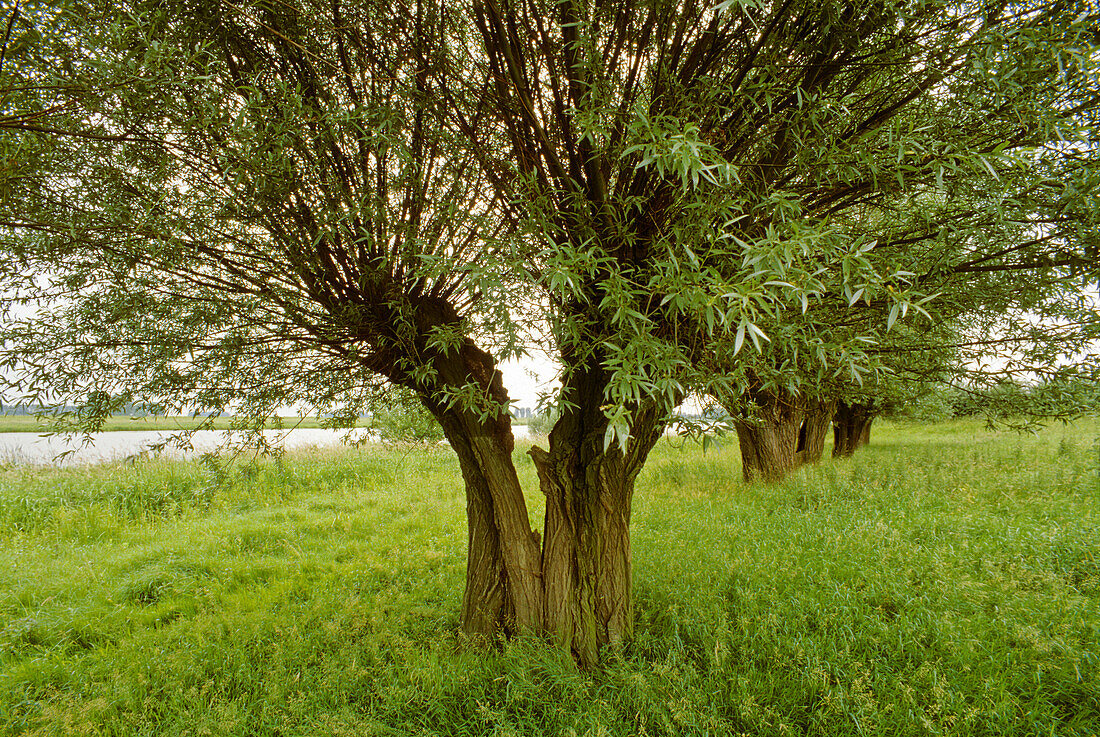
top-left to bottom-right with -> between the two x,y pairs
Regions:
2,0 -> 1097,666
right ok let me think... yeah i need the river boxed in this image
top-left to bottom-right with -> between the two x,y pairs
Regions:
0,425 -> 533,467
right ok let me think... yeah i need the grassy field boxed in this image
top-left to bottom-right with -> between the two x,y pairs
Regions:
0,418 -> 1097,736
0,415 -> 354,434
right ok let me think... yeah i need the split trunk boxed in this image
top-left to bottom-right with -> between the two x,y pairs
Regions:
425,349 -> 664,668
733,392 -> 803,483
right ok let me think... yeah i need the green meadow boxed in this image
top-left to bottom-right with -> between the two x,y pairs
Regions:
0,419 -> 1097,736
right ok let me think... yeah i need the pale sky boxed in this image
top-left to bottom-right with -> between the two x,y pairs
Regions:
499,355 -> 560,410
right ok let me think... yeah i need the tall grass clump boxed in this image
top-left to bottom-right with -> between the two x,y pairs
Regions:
0,419 -> 1097,735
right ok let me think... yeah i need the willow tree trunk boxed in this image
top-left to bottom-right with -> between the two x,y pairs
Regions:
423,348 -> 665,667
529,383 -> 665,669
425,342 -> 545,639
732,391 -> 805,483
832,400 -> 876,458
795,399 -> 836,466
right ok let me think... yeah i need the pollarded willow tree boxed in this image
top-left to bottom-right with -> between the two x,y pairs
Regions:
823,104 -> 1100,456
1,0 -> 552,645
2,0 -> 1097,665
700,0 -> 1100,479
716,142 -> 1100,477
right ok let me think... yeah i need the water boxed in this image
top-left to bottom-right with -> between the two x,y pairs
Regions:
0,424 -> 534,467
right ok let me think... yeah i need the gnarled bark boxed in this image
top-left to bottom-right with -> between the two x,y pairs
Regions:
731,392 -> 834,483
832,400 -> 876,458
439,412 -> 545,637
417,336 -> 544,639
422,348 -> 666,667
795,399 -> 837,466
529,375 -> 665,669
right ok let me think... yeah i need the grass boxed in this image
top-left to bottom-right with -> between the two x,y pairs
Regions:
0,418 -> 1097,735
0,415 -> 358,434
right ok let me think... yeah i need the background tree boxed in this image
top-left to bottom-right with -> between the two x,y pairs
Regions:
367,387 -> 447,445
2,0 -> 1097,665
699,0 -> 1099,479
830,93 -> 1100,452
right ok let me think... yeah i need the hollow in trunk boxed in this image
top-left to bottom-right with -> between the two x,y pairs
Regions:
795,399 -> 836,466
832,400 -> 876,458
731,391 -> 805,483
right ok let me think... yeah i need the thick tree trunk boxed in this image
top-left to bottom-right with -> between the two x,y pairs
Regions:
419,341 -> 544,640
731,391 -> 805,483
454,439 -> 508,636
796,399 -> 836,466
832,400 -> 876,458
529,380 -> 665,669
439,415 -> 545,637
730,393 -> 838,482
421,346 -> 666,667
